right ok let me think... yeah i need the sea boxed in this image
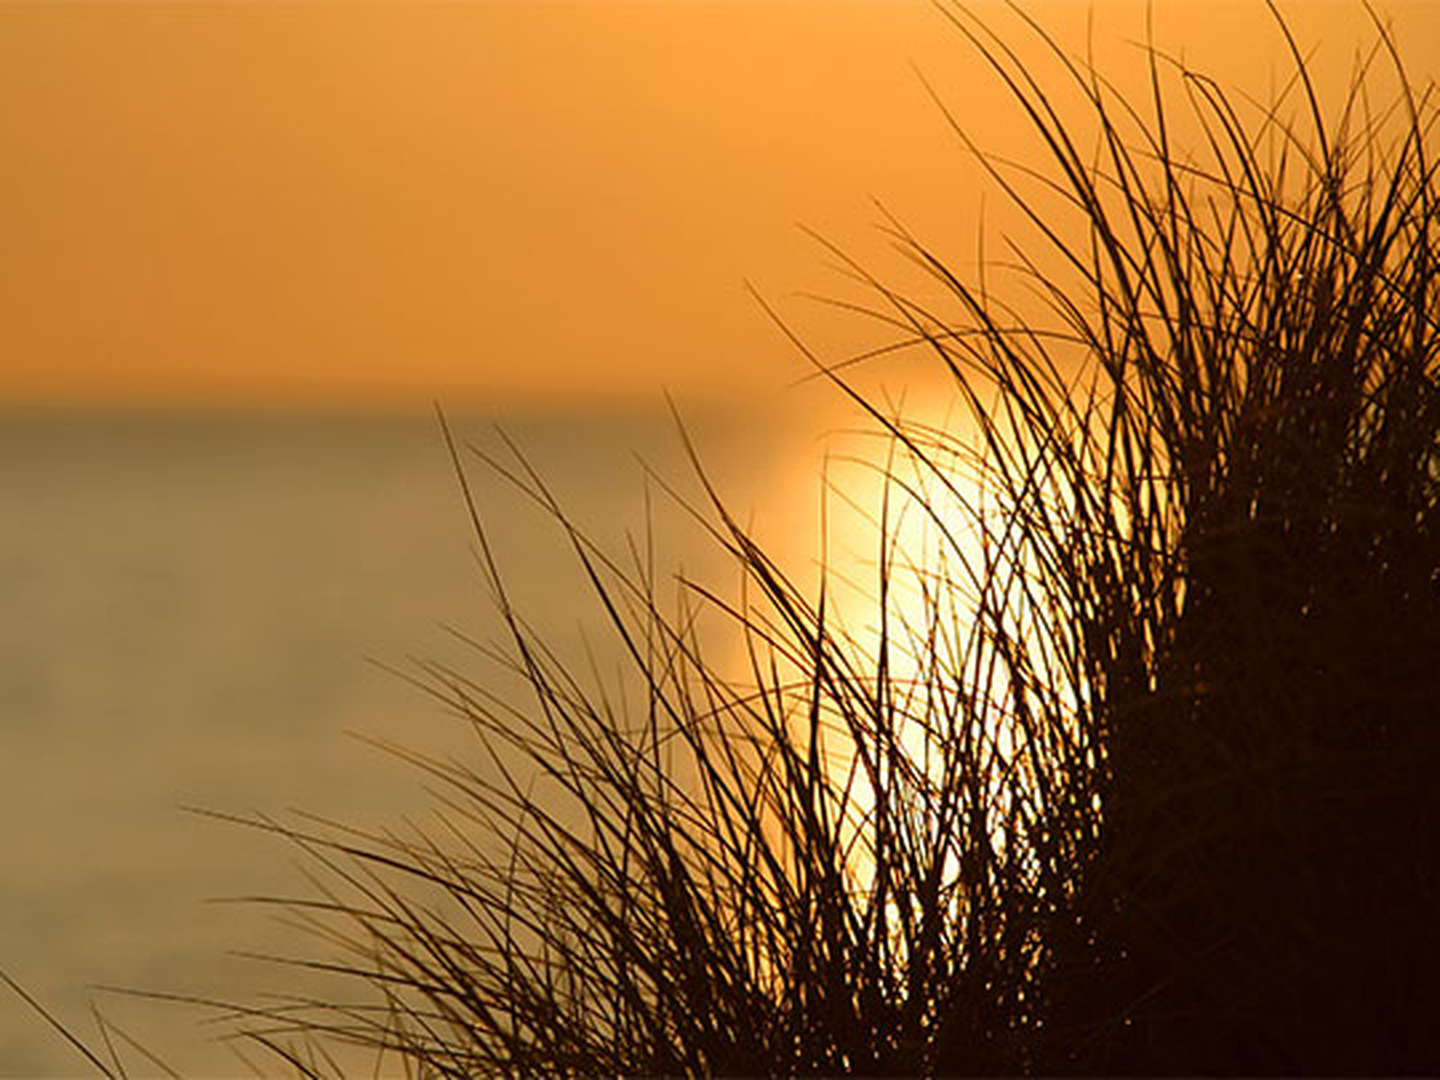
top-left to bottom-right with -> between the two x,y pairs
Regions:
0,396 -> 905,1075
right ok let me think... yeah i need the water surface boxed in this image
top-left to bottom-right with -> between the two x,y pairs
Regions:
1,400 -> 853,1074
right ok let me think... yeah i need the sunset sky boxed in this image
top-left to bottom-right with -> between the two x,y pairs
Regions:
3,0 -> 1435,409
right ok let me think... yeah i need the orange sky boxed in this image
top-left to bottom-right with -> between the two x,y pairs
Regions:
3,1 -> 1435,409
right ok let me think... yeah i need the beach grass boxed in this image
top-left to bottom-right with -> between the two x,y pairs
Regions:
218,4 -> 1438,1074
18,2 -> 1438,1074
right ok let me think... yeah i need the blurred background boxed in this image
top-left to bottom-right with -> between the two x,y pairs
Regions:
3,1 -> 1435,1072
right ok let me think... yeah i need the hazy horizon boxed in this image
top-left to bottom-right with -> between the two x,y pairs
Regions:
7,1 -> 1436,410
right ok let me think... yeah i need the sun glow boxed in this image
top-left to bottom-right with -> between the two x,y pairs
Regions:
704,383 -> 1093,910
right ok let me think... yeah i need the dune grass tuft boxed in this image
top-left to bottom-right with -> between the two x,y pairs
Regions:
191,4 -> 1440,1074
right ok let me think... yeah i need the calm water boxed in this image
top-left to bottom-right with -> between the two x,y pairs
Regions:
1,400 -> 860,1075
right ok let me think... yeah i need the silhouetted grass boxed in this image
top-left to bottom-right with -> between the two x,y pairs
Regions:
141,3 -> 1440,1074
